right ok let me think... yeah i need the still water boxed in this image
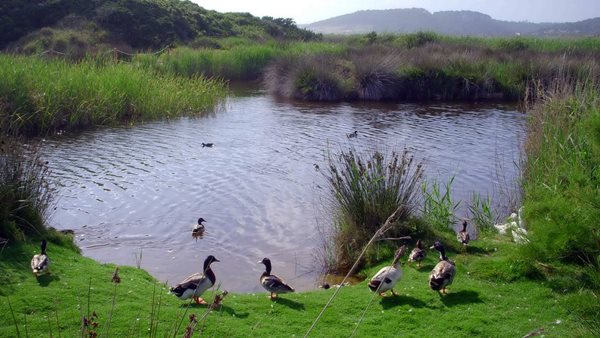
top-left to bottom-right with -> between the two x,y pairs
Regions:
39,87 -> 526,292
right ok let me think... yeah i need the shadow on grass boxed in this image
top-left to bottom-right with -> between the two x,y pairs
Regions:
36,273 -> 60,286
411,263 -> 435,272
439,290 -> 483,307
380,294 -> 433,310
464,245 -> 496,256
272,297 -> 305,311
218,304 -> 249,319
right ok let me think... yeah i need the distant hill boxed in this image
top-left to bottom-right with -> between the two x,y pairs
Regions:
304,8 -> 600,36
0,0 -> 319,51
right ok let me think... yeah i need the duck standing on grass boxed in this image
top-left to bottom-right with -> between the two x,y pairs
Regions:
457,220 -> 470,251
258,257 -> 294,300
408,239 -> 426,267
170,255 -> 219,305
31,240 -> 50,277
429,241 -> 456,295
192,217 -> 206,238
368,245 -> 407,296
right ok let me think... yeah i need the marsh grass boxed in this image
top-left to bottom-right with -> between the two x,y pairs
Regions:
319,148 -> 424,272
134,42 -> 344,81
0,137 -> 52,241
522,78 -> 600,272
421,176 -> 460,233
468,192 -> 495,233
0,54 -> 226,136
265,38 -> 600,102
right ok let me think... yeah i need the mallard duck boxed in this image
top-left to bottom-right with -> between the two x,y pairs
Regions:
192,218 -> 206,238
429,241 -> 456,294
258,257 -> 294,300
31,240 -> 50,277
457,220 -> 470,247
202,143 -> 214,148
347,130 -> 358,138
408,240 -> 426,267
170,255 -> 219,305
368,245 -> 407,296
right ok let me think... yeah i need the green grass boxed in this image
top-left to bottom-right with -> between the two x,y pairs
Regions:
0,236 -> 589,337
0,54 -> 227,136
134,41 -> 345,81
521,81 -> 600,282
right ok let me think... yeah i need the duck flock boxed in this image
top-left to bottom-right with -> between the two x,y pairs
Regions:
31,217 -> 472,306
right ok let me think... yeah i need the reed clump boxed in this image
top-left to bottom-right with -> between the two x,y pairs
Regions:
319,148 -> 424,272
0,137 -> 51,241
0,54 -> 226,136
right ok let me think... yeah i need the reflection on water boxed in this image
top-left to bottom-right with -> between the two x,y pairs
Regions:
39,88 -> 525,292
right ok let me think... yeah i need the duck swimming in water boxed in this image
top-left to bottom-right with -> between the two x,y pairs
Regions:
192,218 -> 206,238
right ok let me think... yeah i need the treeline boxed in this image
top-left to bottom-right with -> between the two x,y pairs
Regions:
0,0 -> 320,52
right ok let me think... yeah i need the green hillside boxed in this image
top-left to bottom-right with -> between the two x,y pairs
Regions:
0,0 -> 320,52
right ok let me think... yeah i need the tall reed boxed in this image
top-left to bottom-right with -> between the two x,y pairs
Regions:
522,78 -> 600,270
0,54 -> 226,136
421,176 -> 460,233
0,137 -> 52,240
320,148 -> 424,272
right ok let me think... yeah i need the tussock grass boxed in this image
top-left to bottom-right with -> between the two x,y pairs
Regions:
0,137 -> 51,241
0,54 -> 226,136
319,148 -> 424,272
265,38 -> 600,102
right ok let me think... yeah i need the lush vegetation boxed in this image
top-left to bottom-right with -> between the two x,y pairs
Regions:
0,54 -> 226,136
1,0 -> 320,53
134,41 -> 344,81
518,81 -> 600,332
0,235 -> 587,337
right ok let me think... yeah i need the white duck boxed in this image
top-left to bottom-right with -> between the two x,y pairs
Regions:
31,240 -> 50,277
170,255 -> 219,304
368,245 -> 407,296
258,257 -> 295,300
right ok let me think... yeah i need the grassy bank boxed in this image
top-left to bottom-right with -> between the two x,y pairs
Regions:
519,82 -> 600,333
134,41 -> 345,80
0,235 -> 585,337
0,54 -> 226,136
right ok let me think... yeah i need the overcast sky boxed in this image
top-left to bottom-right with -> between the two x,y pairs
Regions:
193,0 -> 600,25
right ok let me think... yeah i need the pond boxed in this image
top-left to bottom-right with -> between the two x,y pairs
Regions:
40,86 -> 526,292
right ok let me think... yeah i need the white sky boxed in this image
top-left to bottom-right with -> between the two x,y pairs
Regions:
192,0 -> 600,25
